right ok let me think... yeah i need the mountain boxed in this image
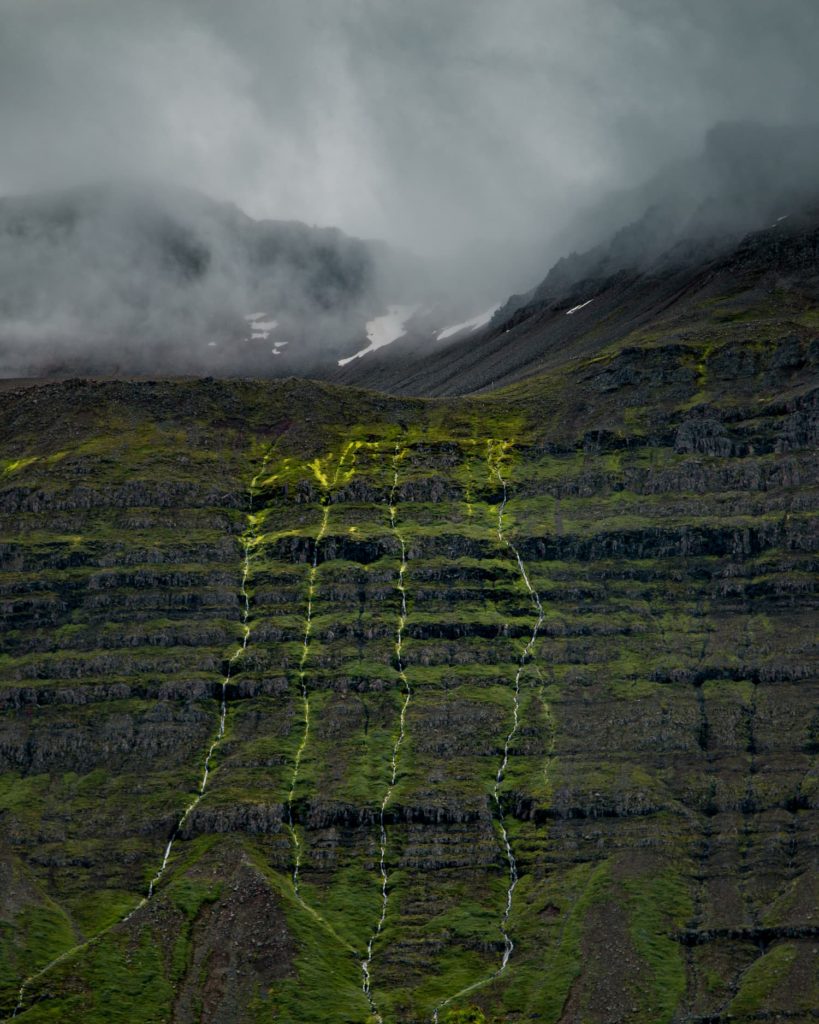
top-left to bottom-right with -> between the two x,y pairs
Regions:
336,203 -> 819,396
0,182 -> 422,378
0,304 -> 816,1022
0,122 -> 818,1023
336,122 -> 819,395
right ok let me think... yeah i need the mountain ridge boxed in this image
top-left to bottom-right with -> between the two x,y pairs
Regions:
336,199 -> 819,396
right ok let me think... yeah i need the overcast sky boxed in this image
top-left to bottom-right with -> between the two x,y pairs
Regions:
1,0 -> 817,256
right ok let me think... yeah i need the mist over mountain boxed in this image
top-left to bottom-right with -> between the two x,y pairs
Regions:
0,180 -> 431,377
516,120 -> 819,297
3,1 -> 819,292
2,1 -> 819,376
3,120 -> 819,381
334,119 -> 819,392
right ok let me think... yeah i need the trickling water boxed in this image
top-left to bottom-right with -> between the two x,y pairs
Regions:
286,510 -> 325,899
285,443 -> 357,901
7,451 -> 273,1021
491,450 -> 544,971
361,445 -> 411,1022
431,442 -> 545,1023
126,452 -> 270,916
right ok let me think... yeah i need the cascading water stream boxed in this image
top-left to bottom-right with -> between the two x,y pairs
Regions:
361,445 -> 411,1023
128,451 -> 271,910
285,444 -> 356,901
432,442 -> 545,1023
6,450 -> 272,1021
285,503 -> 326,899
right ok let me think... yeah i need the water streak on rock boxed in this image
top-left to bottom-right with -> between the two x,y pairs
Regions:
361,444 -> 412,1022
8,448 -> 274,1020
432,440 -> 545,1022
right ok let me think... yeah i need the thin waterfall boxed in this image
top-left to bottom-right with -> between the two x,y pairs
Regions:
285,443 -> 357,900
361,444 -> 411,1023
8,449 -> 273,1020
489,446 -> 545,973
285,503 -> 327,898
432,441 -> 544,1023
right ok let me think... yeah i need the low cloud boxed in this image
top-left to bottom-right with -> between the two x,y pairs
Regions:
0,1 -> 817,373
2,1 -> 817,255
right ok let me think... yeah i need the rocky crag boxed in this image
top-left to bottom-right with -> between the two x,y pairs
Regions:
0,299 -> 817,1022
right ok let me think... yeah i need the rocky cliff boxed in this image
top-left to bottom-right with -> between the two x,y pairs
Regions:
0,310 -> 817,1022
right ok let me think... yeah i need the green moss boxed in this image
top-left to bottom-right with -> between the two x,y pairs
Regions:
167,877 -> 221,919
242,853 -> 370,1024
2,455 -> 40,475
71,890 -> 138,937
522,861 -> 613,1022
443,1008 -> 486,1024
0,901 -> 76,1006
14,928 -> 174,1024
622,870 -> 691,1023
729,943 -> 798,1016
2,351 -> 815,1022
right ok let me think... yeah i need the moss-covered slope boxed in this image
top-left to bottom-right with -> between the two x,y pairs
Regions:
0,322 -> 817,1022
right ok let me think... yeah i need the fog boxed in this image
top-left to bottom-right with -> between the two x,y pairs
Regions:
4,0 -> 818,252
0,0 -> 818,375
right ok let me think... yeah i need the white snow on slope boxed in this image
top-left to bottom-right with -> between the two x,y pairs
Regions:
566,299 -> 593,315
252,323 -> 279,340
272,340 -> 289,357
244,312 -> 279,342
338,305 -> 417,366
437,304 -> 499,341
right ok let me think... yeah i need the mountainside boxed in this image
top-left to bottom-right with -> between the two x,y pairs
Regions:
336,201 -> 819,398
526,121 -> 819,289
0,183 -> 420,379
4,124 -> 818,392
336,123 -> 819,396
1,297 -> 817,1021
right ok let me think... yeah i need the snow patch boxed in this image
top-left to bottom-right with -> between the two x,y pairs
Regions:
245,313 -> 279,343
272,340 -> 289,357
437,304 -> 499,341
566,299 -> 593,315
338,305 -> 416,367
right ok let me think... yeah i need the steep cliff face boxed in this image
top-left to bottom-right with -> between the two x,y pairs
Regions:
0,318 -> 816,1022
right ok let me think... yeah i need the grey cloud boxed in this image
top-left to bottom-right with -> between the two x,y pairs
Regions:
0,0 -> 817,375
1,0 -> 817,255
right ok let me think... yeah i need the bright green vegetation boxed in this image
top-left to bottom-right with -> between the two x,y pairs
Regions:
728,943 -> 799,1016
0,329 -> 817,1022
